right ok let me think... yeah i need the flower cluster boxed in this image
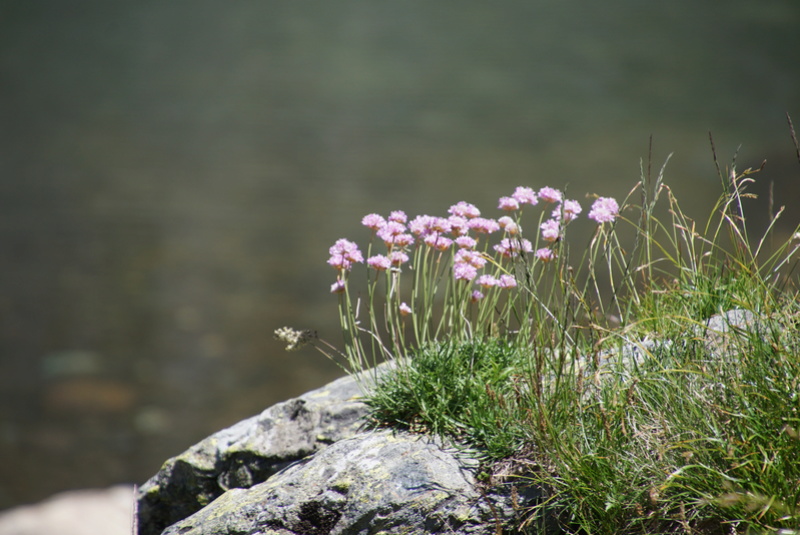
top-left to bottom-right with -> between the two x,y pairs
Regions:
327,187 -> 619,298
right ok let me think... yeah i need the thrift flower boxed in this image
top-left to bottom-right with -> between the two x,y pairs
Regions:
471,290 -> 484,303
328,239 -> 364,270
408,215 -> 434,236
535,248 -> 556,262
497,274 -> 517,289
468,217 -> 500,234
367,255 -> 392,271
552,199 -> 582,223
455,249 -> 487,268
447,215 -> 469,235
512,186 -> 538,206
540,219 -> 560,243
448,201 -> 481,219
399,302 -> 412,316
424,232 -> 453,251
475,274 -> 498,288
538,187 -> 562,204
388,251 -> 409,266
498,196 -> 520,211
588,197 -> 620,224
330,279 -> 346,294
498,216 -> 520,235
361,213 -> 386,230
494,238 -> 533,258
453,262 -> 478,281
376,221 -> 407,246
455,236 -> 477,249
388,210 -> 408,223
429,217 -> 453,234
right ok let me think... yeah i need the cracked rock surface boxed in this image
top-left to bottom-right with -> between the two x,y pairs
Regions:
161,429 -> 537,535
136,370 -> 377,535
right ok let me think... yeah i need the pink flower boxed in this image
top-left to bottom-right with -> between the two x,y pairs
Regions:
389,251 -> 409,266
497,274 -> 517,289
535,248 -> 556,262
468,217 -> 500,234
399,302 -> 413,316
588,197 -> 619,224
409,215 -> 434,236
361,213 -> 386,230
330,279 -> 346,294
498,196 -> 520,211
455,249 -> 487,268
447,215 -> 469,236
388,210 -> 407,223
475,274 -> 497,288
429,217 -> 453,234
538,187 -> 563,204
453,262 -> 478,281
552,199 -> 582,223
493,238 -> 533,258
455,236 -> 477,249
540,219 -> 560,243
367,255 -> 392,271
390,233 -> 415,248
424,232 -> 453,251
448,201 -> 481,219
498,216 -> 520,235
471,290 -> 484,303
376,221 -> 407,245
512,187 -> 538,206
328,238 -> 364,270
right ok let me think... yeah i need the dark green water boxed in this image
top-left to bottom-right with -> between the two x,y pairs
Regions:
0,1 -> 798,508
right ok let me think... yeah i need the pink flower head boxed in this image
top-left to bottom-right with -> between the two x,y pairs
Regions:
330,279 -> 346,294
498,196 -> 520,211
391,233 -> 415,248
471,290 -> 484,303
424,232 -> 453,251
408,215 -> 434,236
455,248 -> 487,269
498,216 -> 520,235
588,197 -> 619,224
399,302 -> 413,316
455,236 -> 478,249
453,262 -> 478,281
467,217 -> 500,234
367,254 -> 392,271
388,210 -> 407,224
388,250 -> 409,266
497,274 -> 517,289
448,201 -> 481,219
429,217 -> 453,234
540,219 -> 560,243
328,238 -> 364,270
494,237 -> 533,258
512,186 -> 538,206
362,213 -> 386,231
552,199 -> 582,223
538,187 -> 563,204
447,215 -> 469,236
475,274 -> 498,288
376,221 -> 407,245
535,248 -> 556,263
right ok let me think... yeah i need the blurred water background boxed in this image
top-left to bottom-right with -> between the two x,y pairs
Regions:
0,1 -> 798,509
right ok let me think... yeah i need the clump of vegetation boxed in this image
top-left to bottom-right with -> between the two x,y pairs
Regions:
276,123 -> 800,534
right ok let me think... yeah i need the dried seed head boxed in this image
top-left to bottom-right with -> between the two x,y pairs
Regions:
273,327 -> 318,351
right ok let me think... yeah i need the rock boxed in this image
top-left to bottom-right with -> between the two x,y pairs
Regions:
137,367 -> 386,535
161,429 -> 542,535
0,485 -> 134,535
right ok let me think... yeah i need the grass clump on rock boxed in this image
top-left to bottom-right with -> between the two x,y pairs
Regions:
278,130 -> 800,534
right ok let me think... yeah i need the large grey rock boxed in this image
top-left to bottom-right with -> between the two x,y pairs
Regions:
161,429 -> 542,535
137,369 -> 381,535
